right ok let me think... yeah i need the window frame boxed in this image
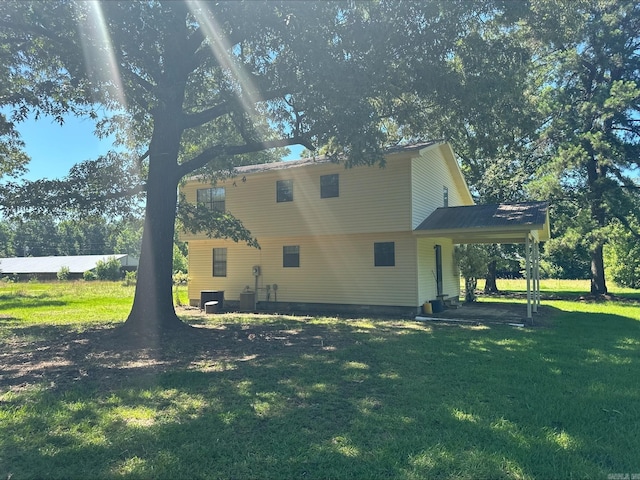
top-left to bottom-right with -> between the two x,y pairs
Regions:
197,187 -> 226,212
320,173 -> 339,198
212,248 -> 227,277
276,179 -> 294,203
283,245 -> 300,268
374,242 -> 395,267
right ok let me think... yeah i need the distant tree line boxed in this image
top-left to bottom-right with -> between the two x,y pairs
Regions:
0,216 -> 143,258
0,216 -> 188,275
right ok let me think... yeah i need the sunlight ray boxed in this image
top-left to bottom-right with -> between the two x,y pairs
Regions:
75,2 -> 128,109
187,1 -> 262,122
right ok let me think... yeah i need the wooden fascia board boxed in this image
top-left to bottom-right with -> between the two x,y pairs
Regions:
413,224 -> 548,244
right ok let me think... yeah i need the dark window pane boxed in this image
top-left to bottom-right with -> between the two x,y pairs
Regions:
276,180 -> 293,202
198,187 -> 225,212
283,245 -> 300,267
320,174 -> 339,198
213,248 -> 227,277
374,242 -> 395,267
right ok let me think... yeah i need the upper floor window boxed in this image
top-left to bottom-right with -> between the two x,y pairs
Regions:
277,180 -> 293,202
283,245 -> 300,267
197,187 -> 225,212
374,242 -> 395,267
320,174 -> 339,198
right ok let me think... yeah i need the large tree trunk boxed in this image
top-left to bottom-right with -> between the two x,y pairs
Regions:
123,164 -> 184,333
590,243 -> 608,296
123,108 -> 187,332
484,259 -> 499,293
122,13 -> 192,334
585,144 -> 609,296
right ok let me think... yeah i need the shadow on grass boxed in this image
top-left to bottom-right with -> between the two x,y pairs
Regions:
1,307 -> 639,479
0,299 -> 69,310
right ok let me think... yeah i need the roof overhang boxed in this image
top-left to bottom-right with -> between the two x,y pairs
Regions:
414,202 -> 550,244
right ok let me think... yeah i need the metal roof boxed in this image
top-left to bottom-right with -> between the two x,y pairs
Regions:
0,254 -> 138,274
414,202 -> 550,243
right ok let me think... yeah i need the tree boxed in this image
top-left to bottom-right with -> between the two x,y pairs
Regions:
526,0 -> 640,295
0,1 -> 533,333
455,244 -> 490,302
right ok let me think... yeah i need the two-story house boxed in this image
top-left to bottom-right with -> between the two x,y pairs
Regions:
179,141 -> 549,316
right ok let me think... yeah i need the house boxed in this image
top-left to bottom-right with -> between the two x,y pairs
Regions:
0,254 -> 138,281
179,141 -> 549,316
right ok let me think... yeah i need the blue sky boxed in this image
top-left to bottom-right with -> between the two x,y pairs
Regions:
17,114 -> 304,181
17,114 -> 115,181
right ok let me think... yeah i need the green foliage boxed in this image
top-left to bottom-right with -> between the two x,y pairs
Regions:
455,244 -> 490,302
525,0 -> 640,293
83,270 -> 97,281
0,216 -> 143,257
122,270 -> 137,286
605,222 -> 640,289
56,266 -> 70,281
94,256 -> 122,281
172,243 -> 188,274
177,198 -> 259,249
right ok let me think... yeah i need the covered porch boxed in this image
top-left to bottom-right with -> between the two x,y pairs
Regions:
414,201 -> 551,320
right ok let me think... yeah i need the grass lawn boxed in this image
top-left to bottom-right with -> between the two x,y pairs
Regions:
1,280 -> 639,479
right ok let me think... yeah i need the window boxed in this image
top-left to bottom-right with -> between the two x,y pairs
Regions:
276,180 -> 293,202
283,245 -> 300,267
213,248 -> 227,277
197,187 -> 225,212
320,174 -> 339,198
374,242 -> 395,267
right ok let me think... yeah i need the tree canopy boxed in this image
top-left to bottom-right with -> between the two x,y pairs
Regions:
527,0 -> 640,295
2,0 -> 536,332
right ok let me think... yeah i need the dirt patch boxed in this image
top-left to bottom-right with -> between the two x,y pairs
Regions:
0,315 -> 347,396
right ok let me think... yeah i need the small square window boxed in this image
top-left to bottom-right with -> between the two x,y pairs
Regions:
213,248 -> 227,277
283,245 -> 300,267
320,174 -> 339,198
276,180 -> 293,202
374,242 -> 395,267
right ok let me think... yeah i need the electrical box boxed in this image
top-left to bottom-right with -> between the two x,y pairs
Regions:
252,265 -> 261,277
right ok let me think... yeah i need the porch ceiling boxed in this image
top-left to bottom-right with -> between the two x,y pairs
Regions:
414,201 -> 550,244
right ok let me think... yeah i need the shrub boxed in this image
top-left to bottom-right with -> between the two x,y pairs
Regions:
122,270 -> 137,286
94,257 -> 123,281
57,266 -> 71,281
83,270 -> 97,281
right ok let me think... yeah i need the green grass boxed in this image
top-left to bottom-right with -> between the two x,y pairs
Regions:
1,281 -> 640,479
0,281 -> 136,326
475,278 -> 640,300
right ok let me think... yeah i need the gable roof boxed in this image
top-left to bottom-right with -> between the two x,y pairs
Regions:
414,201 -> 550,243
0,254 -> 138,275
187,141 -> 441,178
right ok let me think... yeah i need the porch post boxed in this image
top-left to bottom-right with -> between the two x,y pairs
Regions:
534,240 -> 540,311
526,233 -> 532,319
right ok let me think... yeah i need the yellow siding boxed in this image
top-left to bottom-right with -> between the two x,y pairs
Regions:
188,232 -> 419,307
411,144 -> 472,229
180,156 -> 412,241
183,144 -> 469,310
416,237 -> 460,304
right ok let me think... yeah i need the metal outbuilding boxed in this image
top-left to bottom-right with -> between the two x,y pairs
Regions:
0,254 -> 138,280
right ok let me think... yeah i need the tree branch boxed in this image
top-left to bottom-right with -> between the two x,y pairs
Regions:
176,136 -> 315,178
613,211 -> 640,240
182,87 -> 291,130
